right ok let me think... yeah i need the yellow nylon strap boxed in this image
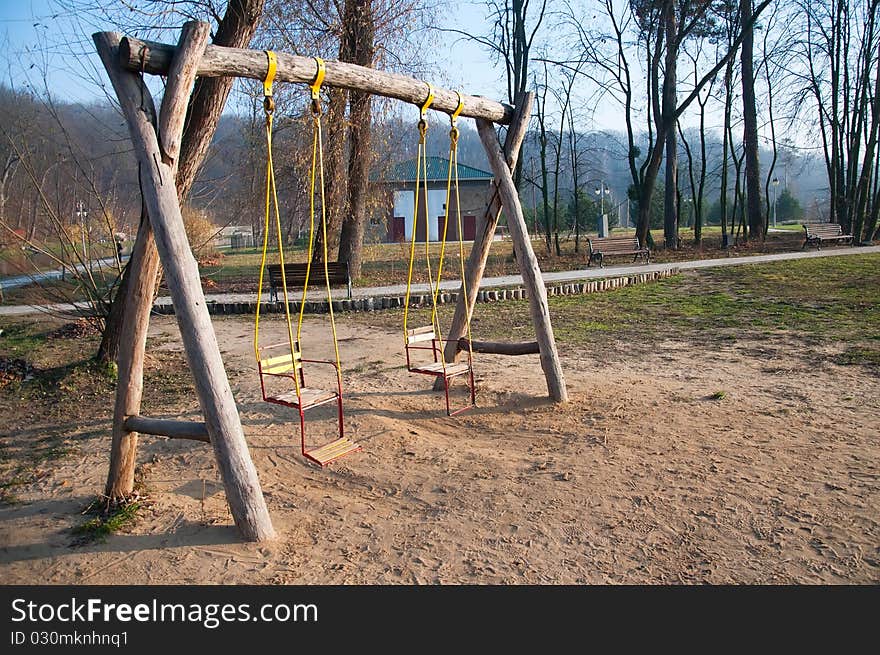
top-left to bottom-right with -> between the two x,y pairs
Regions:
254,53 -> 281,364
299,85 -> 342,385
451,91 -> 464,126
404,89 -> 432,340
310,57 -> 325,102
420,83 -> 434,120
256,107 -> 300,401
452,129 -> 475,368
263,51 -> 277,98
254,113 -> 273,364
403,126 -> 424,340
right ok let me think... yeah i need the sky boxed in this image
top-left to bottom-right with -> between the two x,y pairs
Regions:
0,0 -> 817,164
0,0 -> 513,109
0,0 -> 106,102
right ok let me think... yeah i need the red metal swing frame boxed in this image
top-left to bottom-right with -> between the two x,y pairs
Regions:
257,342 -> 359,467
405,327 -> 476,416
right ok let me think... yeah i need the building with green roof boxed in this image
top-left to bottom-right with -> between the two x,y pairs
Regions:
374,156 -> 493,242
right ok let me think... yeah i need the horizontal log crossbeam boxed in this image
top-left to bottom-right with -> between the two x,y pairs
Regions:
119,36 -> 514,125
123,415 -> 210,442
457,339 -> 540,356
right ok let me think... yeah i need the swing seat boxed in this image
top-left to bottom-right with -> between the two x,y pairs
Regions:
409,361 -> 471,377
267,387 -> 338,410
258,344 -> 359,467
405,327 -> 476,416
305,437 -> 361,466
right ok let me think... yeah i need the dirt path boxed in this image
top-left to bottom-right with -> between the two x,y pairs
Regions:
1,315 -> 878,584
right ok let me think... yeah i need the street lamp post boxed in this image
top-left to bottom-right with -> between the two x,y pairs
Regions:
75,200 -> 88,262
772,177 -> 779,227
594,182 -> 611,236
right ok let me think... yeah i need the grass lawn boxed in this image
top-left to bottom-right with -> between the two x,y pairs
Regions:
361,253 -> 880,366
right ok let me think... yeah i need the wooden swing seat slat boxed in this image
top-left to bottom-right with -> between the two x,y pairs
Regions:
260,354 -> 303,375
410,361 -> 471,377
305,437 -> 361,466
267,387 -> 338,409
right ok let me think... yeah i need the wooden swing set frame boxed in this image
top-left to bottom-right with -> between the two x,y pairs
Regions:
95,21 -> 567,543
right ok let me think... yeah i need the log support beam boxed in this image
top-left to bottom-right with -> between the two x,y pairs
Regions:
117,36 -> 513,124
434,92 -> 533,392
476,119 -> 568,403
105,22 -> 208,502
96,27 -> 275,542
124,416 -> 211,442
457,339 -> 540,356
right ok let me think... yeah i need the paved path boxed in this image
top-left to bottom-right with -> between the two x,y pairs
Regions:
0,256 -> 126,291
1,245 -> 878,317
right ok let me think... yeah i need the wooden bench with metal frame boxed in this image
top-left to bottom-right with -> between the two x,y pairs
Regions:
801,223 -> 853,250
267,261 -> 352,301
586,236 -> 650,268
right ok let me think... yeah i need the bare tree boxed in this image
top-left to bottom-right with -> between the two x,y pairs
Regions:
337,0 -> 377,278
445,0 -> 547,185
533,64 -> 553,254
799,0 -> 880,241
740,0 -> 764,240
678,40 -> 714,244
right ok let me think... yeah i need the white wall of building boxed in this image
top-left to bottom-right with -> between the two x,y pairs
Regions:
394,189 -> 448,241
427,189 -> 446,242
394,190 -> 415,240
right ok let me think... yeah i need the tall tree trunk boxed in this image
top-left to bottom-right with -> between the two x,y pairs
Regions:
0,153 -> 18,224
569,109 -> 581,252
96,230 -> 135,363
695,92 -> 709,244
720,57 -> 735,248
176,1 -> 265,200
551,134 -> 563,256
312,87 -> 349,263
663,1 -> 678,249
337,0 -> 375,279
740,0 -> 763,240
535,78 -> 552,254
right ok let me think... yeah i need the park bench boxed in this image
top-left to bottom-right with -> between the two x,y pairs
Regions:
267,261 -> 352,301
801,223 -> 853,250
586,236 -> 650,268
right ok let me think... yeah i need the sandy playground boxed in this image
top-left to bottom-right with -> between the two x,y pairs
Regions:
1,313 -> 878,584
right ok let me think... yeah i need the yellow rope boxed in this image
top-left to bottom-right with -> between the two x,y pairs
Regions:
452,121 -> 475,366
436,92 -> 473,374
254,52 -> 278,363
255,50 -> 299,400
403,84 -> 434,342
298,58 -> 342,381
254,109 -> 272,364
255,49 -> 298,392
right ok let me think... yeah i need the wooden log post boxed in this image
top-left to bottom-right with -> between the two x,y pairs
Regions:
95,30 -> 275,542
476,118 -> 568,403
105,22 -> 209,501
105,208 -> 160,499
433,92 -> 534,392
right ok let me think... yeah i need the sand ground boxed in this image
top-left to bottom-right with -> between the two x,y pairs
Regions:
1,315 -> 878,584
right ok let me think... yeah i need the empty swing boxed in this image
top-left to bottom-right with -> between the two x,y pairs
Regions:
253,52 -> 360,467
403,87 -> 477,416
